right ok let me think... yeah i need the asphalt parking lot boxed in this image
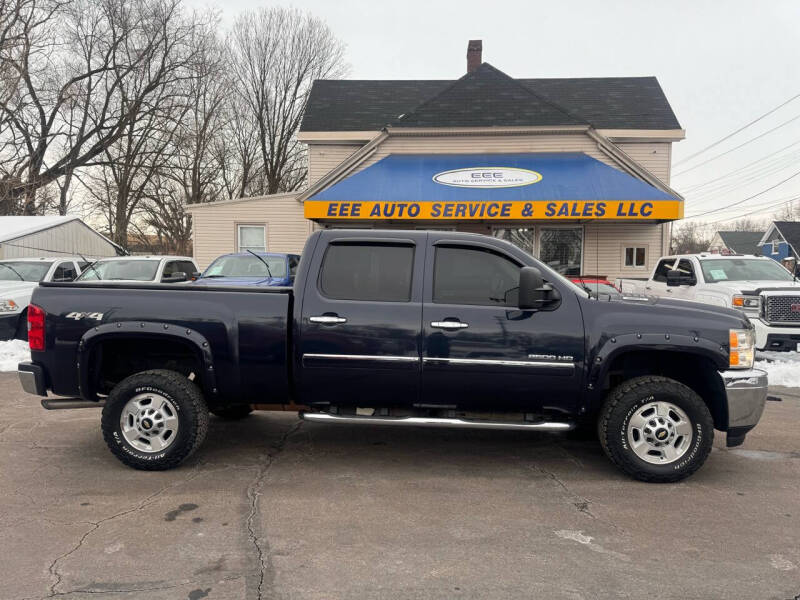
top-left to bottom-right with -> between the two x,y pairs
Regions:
1,373 -> 798,600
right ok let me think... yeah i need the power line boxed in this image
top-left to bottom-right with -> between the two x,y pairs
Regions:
680,139 -> 800,193
684,167 -> 800,219
673,112 -> 800,177
686,151 -> 800,201
702,195 -> 800,226
673,93 -> 800,167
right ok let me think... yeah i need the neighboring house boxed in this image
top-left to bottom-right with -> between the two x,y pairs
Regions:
0,216 -> 124,259
758,221 -> 800,263
708,231 -> 765,256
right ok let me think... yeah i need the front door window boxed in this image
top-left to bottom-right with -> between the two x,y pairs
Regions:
539,228 -> 582,276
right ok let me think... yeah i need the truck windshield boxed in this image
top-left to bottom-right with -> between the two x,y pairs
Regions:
76,260 -> 160,281
699,258 -> 794,282
202,255 -> 287,279
0,261 -> 53,281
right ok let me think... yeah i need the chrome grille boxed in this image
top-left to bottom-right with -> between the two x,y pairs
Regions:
764,295 -> 800,324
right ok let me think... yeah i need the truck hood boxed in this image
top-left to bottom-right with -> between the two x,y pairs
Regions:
703,280 -> 800,294
0,281 -> 37,297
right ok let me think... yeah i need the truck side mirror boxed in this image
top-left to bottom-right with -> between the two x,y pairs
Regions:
518,266 -> 556,310
666,270 -> 694,287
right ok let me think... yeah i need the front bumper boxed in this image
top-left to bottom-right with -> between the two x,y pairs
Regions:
720,368 -> 768,447
751,318 -> 800,351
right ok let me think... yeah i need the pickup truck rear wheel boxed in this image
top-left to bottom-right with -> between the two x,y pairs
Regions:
598,376 -> 714,483
101,369 -> 209,470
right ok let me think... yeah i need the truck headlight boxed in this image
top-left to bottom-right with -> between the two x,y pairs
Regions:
0,299 -> 18,312
732,295 -> 761,311
729,329 -> 755,369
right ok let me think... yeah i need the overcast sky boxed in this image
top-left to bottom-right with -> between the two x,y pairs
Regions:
188,0 -> 800,226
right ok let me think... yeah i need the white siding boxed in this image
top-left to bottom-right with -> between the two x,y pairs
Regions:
189,193 -> 311,269
583,222 -> 665,281
0,220 -> 119,259
308,144 -> 361,185
615,142 -> 672,184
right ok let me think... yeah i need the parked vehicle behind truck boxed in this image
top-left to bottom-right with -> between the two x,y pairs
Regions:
617,253 -> 800,351
0,257 -> 86,340
193,252 -> 300,287
18,230 -> 767,482
76,256 -> 199,284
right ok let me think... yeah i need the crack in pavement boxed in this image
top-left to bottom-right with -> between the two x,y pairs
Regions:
246,420 -> 302,600
45,462 -> 206,598
527,462 -> 622,533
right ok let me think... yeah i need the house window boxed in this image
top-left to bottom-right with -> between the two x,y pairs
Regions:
624,246 -> 647,267
772,240 -> 781,254
238,225 -> 266,252
493,227 -> 535,254
539,227 -> 582,276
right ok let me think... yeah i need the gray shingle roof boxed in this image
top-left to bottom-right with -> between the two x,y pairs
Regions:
392,63 -> 585,128
716,231 -> 766,256
301,63 -> 681,132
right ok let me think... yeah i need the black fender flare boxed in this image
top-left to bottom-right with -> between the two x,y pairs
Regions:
77,321 -> 217,401
586,332 -> 729,422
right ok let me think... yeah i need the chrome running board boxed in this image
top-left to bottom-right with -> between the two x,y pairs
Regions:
300,412 -> 573,432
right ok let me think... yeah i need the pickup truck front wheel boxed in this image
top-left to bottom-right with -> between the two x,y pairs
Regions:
598,376 -> 714,483
101,369 -> 209,470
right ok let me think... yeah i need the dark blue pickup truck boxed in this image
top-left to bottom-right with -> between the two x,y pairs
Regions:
17,230 -> 768,482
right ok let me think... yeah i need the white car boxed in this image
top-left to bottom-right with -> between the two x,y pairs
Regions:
617,253 -> 800,351
75,256 -> 199,285
0,257 -> 86,340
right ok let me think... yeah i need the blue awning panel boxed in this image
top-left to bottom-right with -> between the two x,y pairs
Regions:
310,153 -> 678,202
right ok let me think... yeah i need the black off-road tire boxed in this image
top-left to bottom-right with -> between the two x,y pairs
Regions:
101,369 -> 209,470
598,376 -> 714,483
210,405 -> 253,420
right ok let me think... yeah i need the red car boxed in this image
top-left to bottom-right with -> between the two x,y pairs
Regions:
570,277 -> 622,298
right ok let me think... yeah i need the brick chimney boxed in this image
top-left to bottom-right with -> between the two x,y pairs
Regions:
466,40 -> 482,73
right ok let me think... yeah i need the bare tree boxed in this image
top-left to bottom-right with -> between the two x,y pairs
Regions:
226,7 -> 347,195
671,221 -> 712,254
0,0 -> 200,215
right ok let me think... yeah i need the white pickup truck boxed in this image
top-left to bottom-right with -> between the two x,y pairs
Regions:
0,257 -> 87,340
617,253 -> 800,351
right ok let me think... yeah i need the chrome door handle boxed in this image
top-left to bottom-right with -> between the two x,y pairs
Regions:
431,321 -> 469,330
309,315 -> 347,324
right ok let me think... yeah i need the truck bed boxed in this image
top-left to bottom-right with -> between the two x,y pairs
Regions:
32,282 -> 292,403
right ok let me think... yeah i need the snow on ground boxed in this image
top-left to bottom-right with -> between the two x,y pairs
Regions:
755,351 -> 800,389
0,339 -> 30,372
0,340 -> 797,388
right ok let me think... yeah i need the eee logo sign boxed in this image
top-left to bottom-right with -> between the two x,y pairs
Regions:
433,167 -> 542,189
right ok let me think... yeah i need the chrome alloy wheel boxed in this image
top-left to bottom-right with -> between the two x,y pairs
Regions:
626,401 -> 693,465
120,393 -> 179,453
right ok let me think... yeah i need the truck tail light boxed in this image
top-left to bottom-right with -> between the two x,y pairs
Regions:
28,304 -> 45,351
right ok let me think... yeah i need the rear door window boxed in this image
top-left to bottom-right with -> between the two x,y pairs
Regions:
319,243 -> 414,302
52,262 -> 78,282
652,259 -> 676,283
